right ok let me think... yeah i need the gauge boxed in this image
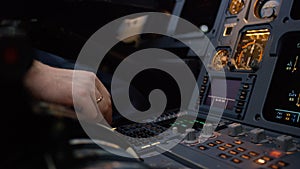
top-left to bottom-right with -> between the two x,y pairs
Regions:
233,29 -> 270,71
210,49 -> 230,71
228,0 -> 246,15
254,0 -> 281,19
236,41 -> 263,70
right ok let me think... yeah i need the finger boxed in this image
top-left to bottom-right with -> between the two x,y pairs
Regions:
95,77 -> 110,98
94,77 -> 112,124
95,86 -> 112,125
97,97 -> 112,124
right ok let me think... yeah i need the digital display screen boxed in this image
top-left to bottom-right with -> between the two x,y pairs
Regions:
263,32 -> 300,127
204,78 -> 241,110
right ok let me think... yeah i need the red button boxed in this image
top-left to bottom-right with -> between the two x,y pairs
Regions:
269,150 -> 283,158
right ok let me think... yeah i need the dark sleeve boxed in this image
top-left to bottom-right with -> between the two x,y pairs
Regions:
33,48 -> 76,69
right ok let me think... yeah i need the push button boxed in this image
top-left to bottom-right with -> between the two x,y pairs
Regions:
203,77 -> 208,84
243,84 -> 250,89
219,153 -> 231,159
235,108 -> 243,114
277,161 -> 289,167
231,158 -> 242,164
234,140 -> 244,145
207,142 -> 216,147
225,143 -> 235,148
268,164 -> 280,169
237,101 -> 245,106
241,154 -> 251,160
218,146 -> 227,151
229,150 -> 239,155
241,91 -> 247,95
262,156 -> 273,161
215,140 -> 224,144
198,145 -> 208,150
236,147 -> 246,152
201,85 -> 206,90
254,158 -> 267,165
249,151 -> 259,157
239,95 -> 246,100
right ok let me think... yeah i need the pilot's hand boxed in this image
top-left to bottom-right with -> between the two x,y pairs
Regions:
23,60 -> 112,124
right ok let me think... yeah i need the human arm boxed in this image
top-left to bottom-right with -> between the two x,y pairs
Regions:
23,59 -> 112,124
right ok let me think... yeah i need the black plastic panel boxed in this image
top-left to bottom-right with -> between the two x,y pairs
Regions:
263,32 -> 300,127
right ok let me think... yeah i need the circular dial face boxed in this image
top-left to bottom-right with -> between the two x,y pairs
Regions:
254,0 -> 280,19
235,40 -> 263,70
233,29 -> 270,71
211,49 -> 230,71
229,0 -> 245,15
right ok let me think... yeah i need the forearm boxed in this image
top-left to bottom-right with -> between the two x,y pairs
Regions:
23,60 -> 73,106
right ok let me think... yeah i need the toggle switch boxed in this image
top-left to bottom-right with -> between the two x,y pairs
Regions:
228,123 -> 243,137
185,128 -> 197,144
275,135 -> 295,152
249,128 -> 266,143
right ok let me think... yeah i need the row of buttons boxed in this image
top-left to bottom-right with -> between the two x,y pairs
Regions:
268,161 -> 289,169
198,76 -> 209,104
254,157 -> 289,168
202,139 -> 289,168
218,139 -> 264,164
234,83 -> 250,115
199,139 -> 262,165
206,139 -> 243,147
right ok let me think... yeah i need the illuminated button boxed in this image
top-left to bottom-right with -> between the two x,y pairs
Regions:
239,95 -> 246,100
262,156 -> 273,161
235,108 -> 243,114
203,77 -> 208,84
215,140 -> 224,144
219,153 -> 231,159
241,154 -> 251,160
236,147 -> 246,152
249,151 -> 259,156
229,150 -> 239,155
198,145 -> 208,150
207,142 -> 216,147
234,140 -> 244,145
268,164 -> 280,169
277,161 -> 289,167
269,150 -> 282,158
237,101 -> 245,106
254,158 -> 267,165
218,146 -> 227,151
243,84 -> 250,89
201,86 -> 206,90
241,91 -> 247,95
225,143 -> 235,148
231,158 -> 242,164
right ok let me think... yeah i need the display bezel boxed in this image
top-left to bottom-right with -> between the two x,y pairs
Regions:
263,32 -> 300,128
198,73 -> 254,120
